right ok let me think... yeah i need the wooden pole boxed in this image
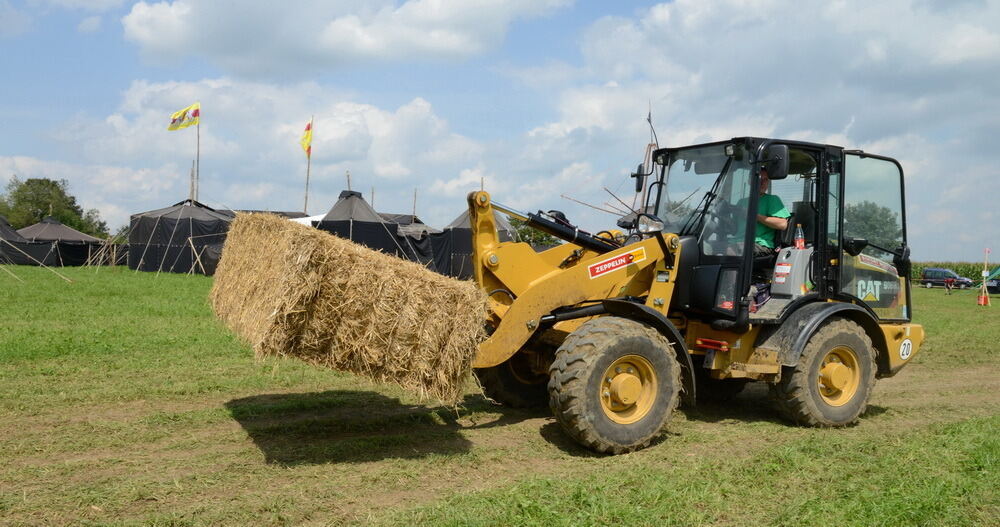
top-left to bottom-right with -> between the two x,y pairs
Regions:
371,186 -> 375,209
0,239 -> 72,282
195,119 -> 200,201
304,116 -> 313,214
412,188 -> 417,217
188,160 -> 196,201
304,153 -> 312,214
0,264 -> 24,282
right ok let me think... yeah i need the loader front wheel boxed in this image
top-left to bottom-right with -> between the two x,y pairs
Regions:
770,318 -> 876,427
475,352 -> 549,408
548,317 -> 681,454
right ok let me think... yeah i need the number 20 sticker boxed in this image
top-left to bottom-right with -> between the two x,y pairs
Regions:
899,339 -> 913,360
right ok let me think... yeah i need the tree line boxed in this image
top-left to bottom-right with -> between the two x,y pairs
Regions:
0,177 -> 108,237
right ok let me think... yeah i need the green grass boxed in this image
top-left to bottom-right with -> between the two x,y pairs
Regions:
0,265 -> 997,526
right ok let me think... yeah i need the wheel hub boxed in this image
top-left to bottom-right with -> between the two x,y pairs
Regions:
609,373 -> 642,405
819,362 -> 850,391
600,355 -> 658,424
817,346 -> 861,407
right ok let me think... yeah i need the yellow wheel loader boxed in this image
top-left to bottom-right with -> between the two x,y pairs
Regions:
468,137 -> 924,454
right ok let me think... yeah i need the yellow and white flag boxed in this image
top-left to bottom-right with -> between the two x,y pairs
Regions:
168,102 -> 201,131
300,119 -> 313,157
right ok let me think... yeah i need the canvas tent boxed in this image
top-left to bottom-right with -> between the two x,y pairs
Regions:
0,216 -> 102,266
17,217 -> 102,243
129,199 -> 232,274
429,209 -> 516,279
314,190 -> 434,263
0,215 -> 26,243
0,215 -> 46,265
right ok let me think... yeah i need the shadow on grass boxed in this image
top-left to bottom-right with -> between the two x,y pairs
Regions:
225,391 -> 537,465
681,383 -> 788,425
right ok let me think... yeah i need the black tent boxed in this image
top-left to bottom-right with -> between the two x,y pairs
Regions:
18,217 -> 103,243
129,200 -> 232,274
0,215 -> 26,243
0,215 -> 49,266
1,216 -> 102,266
429,209 -> 516,279
314,191 -> 434,263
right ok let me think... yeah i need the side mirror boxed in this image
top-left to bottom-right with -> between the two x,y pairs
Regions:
893,245 -> 912,277
765,144 -> 789,180
631,163 -> 646,193
844,237 -> 869,257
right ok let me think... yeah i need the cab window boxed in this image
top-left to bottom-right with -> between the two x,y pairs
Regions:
840,154 -> 908,320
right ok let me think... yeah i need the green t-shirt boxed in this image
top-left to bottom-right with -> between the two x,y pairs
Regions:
755,194 -> 791,248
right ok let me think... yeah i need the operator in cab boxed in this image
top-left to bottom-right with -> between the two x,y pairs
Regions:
752,167 -> 790,257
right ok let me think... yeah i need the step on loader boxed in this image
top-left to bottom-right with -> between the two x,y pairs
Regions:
468,137 -> 924,454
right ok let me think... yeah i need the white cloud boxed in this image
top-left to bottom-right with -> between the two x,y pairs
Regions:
122,0 -> 571,75
506,0 -> 1000,260
0,156 -> 181,228
34,78 -> 488,229
76,15 -> 100,33
0,1 -> 32,38
42,0 -> 124,10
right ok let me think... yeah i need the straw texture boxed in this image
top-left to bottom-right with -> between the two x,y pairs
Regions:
210,214 -> 487,403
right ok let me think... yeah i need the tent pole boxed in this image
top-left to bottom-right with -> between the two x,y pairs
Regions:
0,263 -> 24,282
190,237 -> 207,275
0,239 -> 72,282
136,215 -> 161,273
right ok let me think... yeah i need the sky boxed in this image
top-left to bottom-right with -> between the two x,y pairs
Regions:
1,0 -> 998,261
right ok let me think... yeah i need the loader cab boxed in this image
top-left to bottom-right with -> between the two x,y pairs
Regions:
646,138 -> 912,325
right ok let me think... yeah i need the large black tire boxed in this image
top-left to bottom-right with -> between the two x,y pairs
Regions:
475,352 -> 549,408
548,317 -> 681,454
770,318 -> 876,427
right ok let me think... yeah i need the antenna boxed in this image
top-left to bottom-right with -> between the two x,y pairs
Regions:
647,100 -> 659,148
346,170 -> 352,191
604,187 -> 639,215
412,188 -> 417,217
560,194 -> 621,216
371,186 -> 375,209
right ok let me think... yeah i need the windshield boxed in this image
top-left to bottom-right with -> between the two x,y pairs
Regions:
655,144 -> 753,256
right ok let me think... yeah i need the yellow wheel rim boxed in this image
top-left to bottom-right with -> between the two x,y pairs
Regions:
600,355 -> 658,424
818,345 -> 861,407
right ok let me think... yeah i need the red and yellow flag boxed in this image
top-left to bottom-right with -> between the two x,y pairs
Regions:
300,119 -> 313,157
167,102 -> 200,131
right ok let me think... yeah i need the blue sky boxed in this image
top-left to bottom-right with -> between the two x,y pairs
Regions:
1,0 -> 999,261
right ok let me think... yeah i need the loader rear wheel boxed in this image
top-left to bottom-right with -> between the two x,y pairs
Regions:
548,316 -> 681,454
475,352 -> 548,408
770,318 -> 876,427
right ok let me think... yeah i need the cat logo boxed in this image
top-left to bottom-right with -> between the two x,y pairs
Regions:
857,280 -> 882,302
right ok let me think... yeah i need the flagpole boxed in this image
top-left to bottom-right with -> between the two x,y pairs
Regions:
196,118 -> 201,201
304,150 -> 312,214
304,116 -> 313,214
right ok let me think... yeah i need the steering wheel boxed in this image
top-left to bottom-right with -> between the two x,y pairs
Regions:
705,201 -> 737,236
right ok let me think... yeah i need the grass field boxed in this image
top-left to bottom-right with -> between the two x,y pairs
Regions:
1,266 -> 997,526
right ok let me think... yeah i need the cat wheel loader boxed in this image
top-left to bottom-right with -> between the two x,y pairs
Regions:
468,137 -> 924,454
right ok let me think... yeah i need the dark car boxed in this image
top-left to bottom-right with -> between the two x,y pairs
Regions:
920,267 -> 974,289
988,278 -> 999,294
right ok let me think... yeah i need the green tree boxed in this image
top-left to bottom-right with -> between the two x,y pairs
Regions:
507,216 -> 560,247
843,200 -> 902,250
0,177 -> 108,237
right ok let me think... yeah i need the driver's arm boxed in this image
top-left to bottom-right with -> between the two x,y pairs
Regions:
757,214 -> 788,231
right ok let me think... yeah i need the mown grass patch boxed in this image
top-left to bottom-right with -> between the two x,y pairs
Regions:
377,416 -> 998,527
0,265 -> 997,526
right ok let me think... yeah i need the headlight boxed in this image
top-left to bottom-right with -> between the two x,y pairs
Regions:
637,214 -> 665,234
